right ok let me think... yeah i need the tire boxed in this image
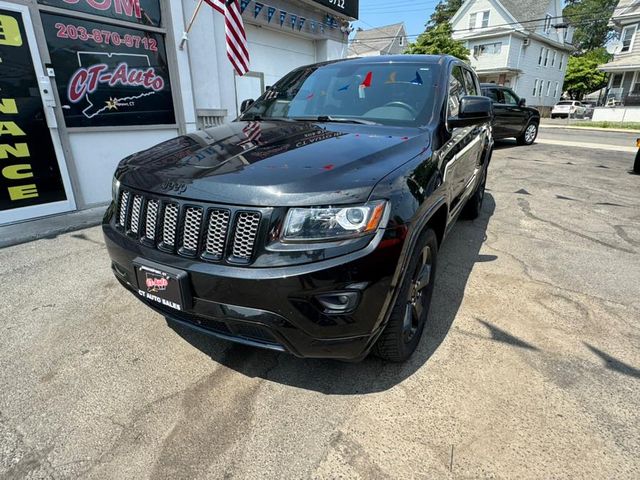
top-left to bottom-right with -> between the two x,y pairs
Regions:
462,164 -> 488,220
517,121 -> 538,146
372,228 -> 438,362
551,115 -> 556,119
634,150 -> 640,174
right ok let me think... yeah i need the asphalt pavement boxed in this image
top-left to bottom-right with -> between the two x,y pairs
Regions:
0,129 -> 639,479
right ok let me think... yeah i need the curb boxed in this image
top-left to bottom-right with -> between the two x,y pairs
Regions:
539,124 -> 640,134
0,204 -> 108,249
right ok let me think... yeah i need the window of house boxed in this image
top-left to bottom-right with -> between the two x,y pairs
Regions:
546,81 -> 552,96
631,72 -> 640,95
473,42 -> 502,57
551,51 -> 557,67
554,82 -> 559,97
399,36 -> 405,47
544,48 -> 550,67
537,80 -> 544,97
544,14 -> 553,33
481,11 -> 490,28
538,47 -> 544,65
559,54 -> 564,70
469,13 -> 477,31
621,25 -> 637,53
533,79 -> 538,96
611,73 -> 623,88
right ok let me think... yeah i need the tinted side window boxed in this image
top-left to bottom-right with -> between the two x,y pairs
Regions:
502,89 -> 519,105
448,66 -> 467,117
462,69 -> 479,95
483,87 -> 501,103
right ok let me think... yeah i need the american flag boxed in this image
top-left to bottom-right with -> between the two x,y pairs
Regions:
205,0 -> 250,76
240,121 -> 262,147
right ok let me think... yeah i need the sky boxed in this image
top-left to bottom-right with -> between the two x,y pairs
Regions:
352,0 -> 443,40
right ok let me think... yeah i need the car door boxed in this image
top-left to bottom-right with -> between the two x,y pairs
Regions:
482,86 -> 509,138
441,65 -> 484,212
498,88 -> 528,137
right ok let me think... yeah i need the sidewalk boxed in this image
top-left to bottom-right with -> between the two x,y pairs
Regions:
0,204 -> 107,248
540,119 -> 640,134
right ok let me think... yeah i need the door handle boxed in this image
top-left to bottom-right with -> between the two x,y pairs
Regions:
38,76 -> 58,128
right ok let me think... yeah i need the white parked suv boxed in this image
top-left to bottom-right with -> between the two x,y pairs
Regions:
551,100 -> 587,119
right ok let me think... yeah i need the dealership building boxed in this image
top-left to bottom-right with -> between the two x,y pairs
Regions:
0,0 -> 358,227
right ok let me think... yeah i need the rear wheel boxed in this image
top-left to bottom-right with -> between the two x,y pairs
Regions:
517,122 -> 538,146
373,228 -> 438,362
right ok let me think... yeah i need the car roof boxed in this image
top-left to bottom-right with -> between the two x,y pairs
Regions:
317,55 -> 460,68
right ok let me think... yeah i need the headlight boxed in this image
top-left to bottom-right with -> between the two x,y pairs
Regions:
282,201 -> 387,242
112,177 -> 120,200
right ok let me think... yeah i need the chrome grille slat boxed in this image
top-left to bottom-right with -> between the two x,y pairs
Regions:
182,207 -> 204,253
232,212 -> 261,261
161,203 -> 180,248
116,189 -> 262,264
145,200 -> 160,241
205,209 -> 231,259
129,195 -> 143,234
118,191 -> 130,227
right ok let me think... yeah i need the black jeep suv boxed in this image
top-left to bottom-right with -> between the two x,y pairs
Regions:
103,55 -> 493,362
480,84 -> 540,145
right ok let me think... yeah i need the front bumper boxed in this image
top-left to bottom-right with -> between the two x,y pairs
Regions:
103,219 -> 405,360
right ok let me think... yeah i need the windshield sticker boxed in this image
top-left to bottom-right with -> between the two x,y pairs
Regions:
411,71 -> 424,85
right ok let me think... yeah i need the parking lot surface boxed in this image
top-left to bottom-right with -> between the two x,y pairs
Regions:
1,132 -> 639,479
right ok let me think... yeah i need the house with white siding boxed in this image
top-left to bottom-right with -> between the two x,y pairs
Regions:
348,23 -> 408,57
595,0 -> 640,122
451,0 -> 574,113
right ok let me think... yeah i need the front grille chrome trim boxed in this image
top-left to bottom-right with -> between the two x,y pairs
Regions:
115,188 -> 264,265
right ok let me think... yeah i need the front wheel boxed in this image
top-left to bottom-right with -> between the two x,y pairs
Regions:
517,122 -> 538,146
372,228 -> 438,362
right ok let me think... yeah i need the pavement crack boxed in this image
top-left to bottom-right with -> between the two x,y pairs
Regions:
517,198 -> 636,255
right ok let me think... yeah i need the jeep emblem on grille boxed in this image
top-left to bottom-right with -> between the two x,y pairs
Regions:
160,181 -> 187,194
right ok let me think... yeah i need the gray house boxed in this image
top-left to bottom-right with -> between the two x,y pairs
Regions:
348,23 -> 408,57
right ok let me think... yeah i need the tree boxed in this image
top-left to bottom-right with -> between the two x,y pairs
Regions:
563,48 -> 610,99
428,0 -> 463,29
563,0 -> 618,51
406,1 -> 468,61
405,22 -> 469,61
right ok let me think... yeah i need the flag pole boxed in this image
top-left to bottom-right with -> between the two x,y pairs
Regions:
179,0 -> 206,50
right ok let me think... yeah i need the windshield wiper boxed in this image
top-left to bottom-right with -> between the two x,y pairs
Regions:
292,116 -> 380,125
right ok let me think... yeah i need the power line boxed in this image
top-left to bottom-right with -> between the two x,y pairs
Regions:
349,11 -> 615,44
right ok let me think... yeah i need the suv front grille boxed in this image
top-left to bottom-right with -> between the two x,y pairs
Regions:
115,189 -> 263,264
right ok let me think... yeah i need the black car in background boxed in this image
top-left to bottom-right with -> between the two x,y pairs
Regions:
103,55 -> 494,362
481,84 -> 541,145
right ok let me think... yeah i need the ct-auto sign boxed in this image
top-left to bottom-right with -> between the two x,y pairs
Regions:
311,0 -> 359,19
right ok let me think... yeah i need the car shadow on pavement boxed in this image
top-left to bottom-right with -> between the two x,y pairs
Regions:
169,195 -> 496,395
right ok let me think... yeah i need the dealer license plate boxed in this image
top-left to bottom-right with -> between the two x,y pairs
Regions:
133,259 -> 191,312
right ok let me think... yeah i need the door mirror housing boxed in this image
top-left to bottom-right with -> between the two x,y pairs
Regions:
240,99 -> 255,114
518,98 -> 527,107
448,96 -> 493,129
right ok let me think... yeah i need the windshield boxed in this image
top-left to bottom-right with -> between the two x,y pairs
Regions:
557,101 -> 574,105
241,62 -> 438,127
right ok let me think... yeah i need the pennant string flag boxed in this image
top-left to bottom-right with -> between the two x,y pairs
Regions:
298,17 -> 306,31
205,0 -> 250,76
290,14 -> 297,30
254,2 -> 263,19
267,6 -> 275,23
279,10 -> 286,27
240,0 -> 250,14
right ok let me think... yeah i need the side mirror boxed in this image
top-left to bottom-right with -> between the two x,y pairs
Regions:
240,99 -> 255,114
448,96 -> 493,129
518,98 -> 527,107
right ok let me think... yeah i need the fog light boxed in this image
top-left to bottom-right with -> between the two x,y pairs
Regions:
316,291 -> 360,314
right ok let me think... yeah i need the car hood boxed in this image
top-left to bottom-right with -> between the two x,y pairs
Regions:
116,120 -> 430,206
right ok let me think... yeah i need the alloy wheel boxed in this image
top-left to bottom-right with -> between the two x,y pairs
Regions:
525,124 -> 537,144
402,245 -> 433,343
